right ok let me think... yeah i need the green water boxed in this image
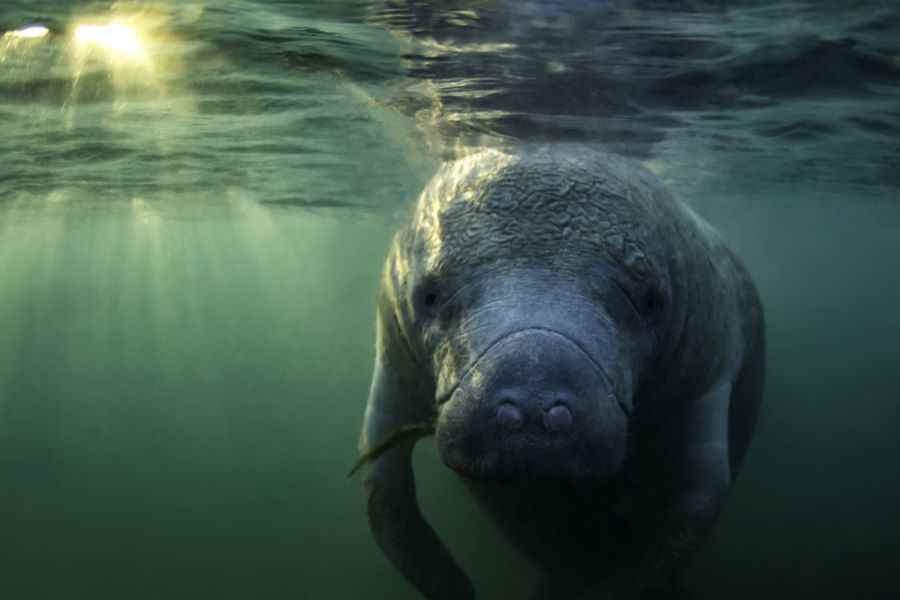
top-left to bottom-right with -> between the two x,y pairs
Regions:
2,189 -> 898,599
685,193 -> 900,598
0,208 -> 388,597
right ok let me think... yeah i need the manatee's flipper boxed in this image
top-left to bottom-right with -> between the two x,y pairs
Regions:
349,421 -> 435,478
664,380 -> 733,516
360,343 -> 474,599
575,382 -> 734,599
636,381 -> 733,591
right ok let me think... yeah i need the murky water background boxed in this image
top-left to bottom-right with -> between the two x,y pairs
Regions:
1,1 -> 898,598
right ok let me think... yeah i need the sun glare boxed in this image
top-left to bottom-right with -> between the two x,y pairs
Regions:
10,25 -> 50,39
74,23 -> 143,57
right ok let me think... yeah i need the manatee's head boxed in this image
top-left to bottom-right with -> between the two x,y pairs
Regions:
389,146 -> 682,483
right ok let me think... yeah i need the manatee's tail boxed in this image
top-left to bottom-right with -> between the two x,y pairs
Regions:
348,421 -> 436,478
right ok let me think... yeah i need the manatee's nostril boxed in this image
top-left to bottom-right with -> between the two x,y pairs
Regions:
543,403 -> 573,431
496,401 -> 523,430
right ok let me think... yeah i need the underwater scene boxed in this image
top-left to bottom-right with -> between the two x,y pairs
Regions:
0,1 -> 898,598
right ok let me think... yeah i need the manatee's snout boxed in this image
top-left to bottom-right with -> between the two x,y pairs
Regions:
482,331 -> 587,434
436,329 -> 628,482
495,399 -> 572,433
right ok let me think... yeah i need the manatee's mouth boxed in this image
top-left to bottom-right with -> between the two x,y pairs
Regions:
434,327 -> 613,407
436,387 -> 628,484
433,325 -> 630,483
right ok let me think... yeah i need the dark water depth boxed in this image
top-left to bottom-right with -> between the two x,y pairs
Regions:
0,1 -> 898,599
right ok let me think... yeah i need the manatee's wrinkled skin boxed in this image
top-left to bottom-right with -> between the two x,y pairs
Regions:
359,146 -> 764,599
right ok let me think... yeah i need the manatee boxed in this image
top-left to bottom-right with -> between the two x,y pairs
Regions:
356,145 -> 765,599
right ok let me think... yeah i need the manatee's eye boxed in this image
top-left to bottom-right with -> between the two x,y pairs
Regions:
415,277 -> 441,317
415,274 -> 466,325
634,285 -> 667,322
641,287 -> 663,316
606,278 -> 664,327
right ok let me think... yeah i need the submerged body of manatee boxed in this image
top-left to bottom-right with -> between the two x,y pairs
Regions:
0,1 -> 898,599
